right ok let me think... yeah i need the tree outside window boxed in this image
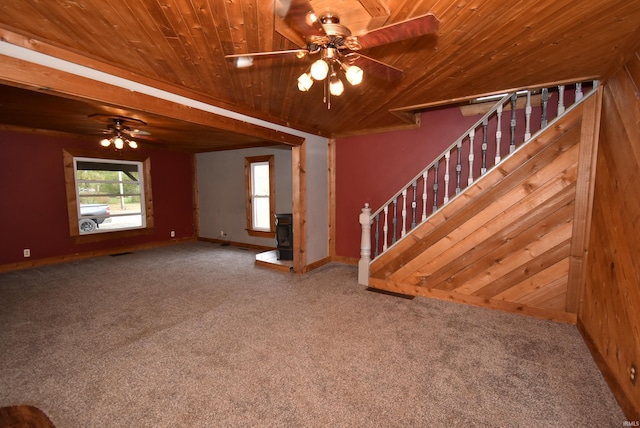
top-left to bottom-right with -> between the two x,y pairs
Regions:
63,150 -> 153,241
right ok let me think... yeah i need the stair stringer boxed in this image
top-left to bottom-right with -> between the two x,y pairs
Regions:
368,101 -> 588,324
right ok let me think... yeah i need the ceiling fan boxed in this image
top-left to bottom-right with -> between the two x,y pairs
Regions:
89,114 -> 151,150
225,0 -> 439,107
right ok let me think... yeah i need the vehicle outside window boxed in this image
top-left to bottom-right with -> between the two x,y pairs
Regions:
74,157 -> 145,234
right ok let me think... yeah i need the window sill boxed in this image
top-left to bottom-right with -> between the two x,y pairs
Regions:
72,228 -> 153,244
247,229 -> 275,239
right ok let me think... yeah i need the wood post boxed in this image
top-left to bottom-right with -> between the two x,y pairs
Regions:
358,203 -> 372,285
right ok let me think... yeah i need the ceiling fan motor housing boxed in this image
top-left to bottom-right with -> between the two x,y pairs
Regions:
309,14 -> 359,51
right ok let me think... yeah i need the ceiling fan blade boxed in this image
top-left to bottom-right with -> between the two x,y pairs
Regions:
275,0 -> 325,39
345,53 -> 403,81
126,129 -> 151,137
353,13 -> 439,50
225,49 -> 309,68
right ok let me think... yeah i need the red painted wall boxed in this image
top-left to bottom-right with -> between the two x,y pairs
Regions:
335,106 -> 483,259
0,130 -> 195,265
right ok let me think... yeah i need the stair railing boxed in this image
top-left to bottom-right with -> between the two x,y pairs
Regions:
358,81 -> 597,285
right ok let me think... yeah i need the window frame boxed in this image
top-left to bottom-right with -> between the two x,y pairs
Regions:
63,149 -> 154,243
244,155 -> 275,239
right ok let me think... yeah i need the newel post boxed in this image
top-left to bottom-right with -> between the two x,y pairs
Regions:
358,203 -> 372,285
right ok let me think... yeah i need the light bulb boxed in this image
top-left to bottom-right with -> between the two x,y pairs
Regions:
235,56 -> 253,68
100,138 -> 111,147
344,64 -> 363,85
329,75 -> 344,96
310,59 -> 329,80
128,140 -> 138,149
297,73 -> 313,91
114,137 -> 124,149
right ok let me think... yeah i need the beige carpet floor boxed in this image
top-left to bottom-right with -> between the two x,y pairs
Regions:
0,242 -> 624,427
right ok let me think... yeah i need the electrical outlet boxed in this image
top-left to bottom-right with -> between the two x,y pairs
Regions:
23,249 -> 30,258
631,364 -> 637,385
170,230 -> 175,238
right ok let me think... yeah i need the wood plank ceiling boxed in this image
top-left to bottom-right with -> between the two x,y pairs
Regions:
0,0 -> 639,150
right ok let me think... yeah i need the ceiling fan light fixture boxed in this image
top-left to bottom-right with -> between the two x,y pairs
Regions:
114,136 -> 125,150
343,64 -> 363,85
310,59 -> 329,80
297,72 -> 314,91
329,74 -> 344,96
94,115 -> 146,150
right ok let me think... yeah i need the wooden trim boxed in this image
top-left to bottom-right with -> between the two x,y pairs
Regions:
63,148 -> 154,242
390,77 -> 600,113
268,156 -> 276,233
244,155 -> 275,235
567,87 -> 603,314
247,230 -> 276,239
331,256 -> 359,265
292,143 -> 306,273
0,237 -> 196,273
333,119 -> 420,139
328,138 -> 337,258
459,93 -> 549,117
192,153 -> 200,237
142,156 -> 154,230
0,53 -> 306,147
369,278 -> 577,324
63,149 -> 79,236
255,258 -> 293,273
578,319 -> 640,420
303,256 -> 331,272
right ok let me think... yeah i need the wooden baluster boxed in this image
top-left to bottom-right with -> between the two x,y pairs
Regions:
481,119 -> 488,175
557,85 -> 565,115
524,90 -> 532,141
392,198 -> 398,244
495,103 -> 503,164
421,171 -> 428,221
541,87 -> 549,128
433,162 -> 439,212
443,150 -> 451,204
510,93 -> 517,153
411,181 -> 418,229
382,205 -> 389,252
374,213 -> 379,258
358,203 -> 371,285
468,129 -> 475,185
401,189 -> 407,237
575,82 -> 583,102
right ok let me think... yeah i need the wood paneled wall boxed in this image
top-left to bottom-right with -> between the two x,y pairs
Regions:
368,95 -> 599,324
579,51 -> 640,419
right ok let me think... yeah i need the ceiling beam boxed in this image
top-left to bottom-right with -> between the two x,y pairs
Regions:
0,51 -> 305,147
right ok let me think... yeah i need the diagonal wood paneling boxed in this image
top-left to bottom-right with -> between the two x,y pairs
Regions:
368,97 -> 592,323
578,51 -> 640,419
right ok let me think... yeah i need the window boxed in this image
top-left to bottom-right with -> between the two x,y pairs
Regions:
64,150 -> 153,240
245,155 -> 275,238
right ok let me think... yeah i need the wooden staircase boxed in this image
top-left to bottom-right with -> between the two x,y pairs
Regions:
361,85 -> 602,323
